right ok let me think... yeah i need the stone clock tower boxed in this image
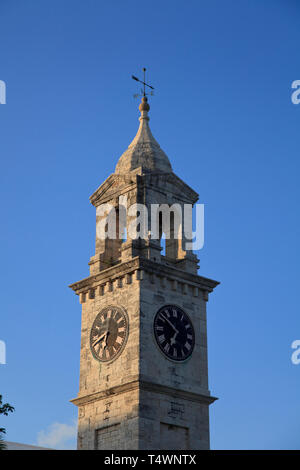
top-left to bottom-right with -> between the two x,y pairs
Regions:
70,96 -> 219,450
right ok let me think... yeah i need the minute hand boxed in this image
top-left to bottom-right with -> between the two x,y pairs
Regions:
160,314 -> 178,333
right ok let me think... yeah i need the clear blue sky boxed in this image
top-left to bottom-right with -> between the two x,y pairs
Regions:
1,0 -> 300,450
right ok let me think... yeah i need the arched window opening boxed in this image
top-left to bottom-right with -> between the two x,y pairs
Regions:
161,232 -> 166,256
122,227 -> 127,243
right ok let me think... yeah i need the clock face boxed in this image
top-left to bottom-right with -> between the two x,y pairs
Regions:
90,306 -> 129,363
153,305 -> 195,362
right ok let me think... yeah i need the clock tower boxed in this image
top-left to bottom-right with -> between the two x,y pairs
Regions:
70,96 -> 219,450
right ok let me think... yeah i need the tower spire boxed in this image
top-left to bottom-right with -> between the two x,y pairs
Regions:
115,91 -> 172,174
114,69 -> 171,173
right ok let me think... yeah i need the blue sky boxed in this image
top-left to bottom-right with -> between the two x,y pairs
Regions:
1,0 -> 300,449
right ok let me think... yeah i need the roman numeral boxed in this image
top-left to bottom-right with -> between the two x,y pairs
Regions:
112,310 -> 117,319
158,334 -> 165,343
164,343 -> 170,353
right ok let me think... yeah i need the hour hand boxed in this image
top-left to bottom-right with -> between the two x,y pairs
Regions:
170,331 -> 178,345
92,331 -> 108,348
102,331 -> 109,350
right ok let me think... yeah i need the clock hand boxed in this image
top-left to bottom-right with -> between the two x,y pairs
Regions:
160,313 -> 179,334
170,331 -> 178,345
92,331 -> 108,348
102,331 -> 110,350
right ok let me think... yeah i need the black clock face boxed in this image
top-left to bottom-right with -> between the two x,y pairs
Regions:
153,305 -> 195,361
90,306 -> 129,362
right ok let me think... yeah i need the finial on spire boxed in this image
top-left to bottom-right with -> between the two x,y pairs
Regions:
139,96 -> 150,113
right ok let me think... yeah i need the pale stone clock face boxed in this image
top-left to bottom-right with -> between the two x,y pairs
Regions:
154,305 -> 195,361
90,306 -> 129,362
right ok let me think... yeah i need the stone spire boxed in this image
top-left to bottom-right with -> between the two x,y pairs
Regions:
115,97 -> 172,174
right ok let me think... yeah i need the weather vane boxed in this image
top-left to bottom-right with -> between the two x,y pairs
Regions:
132,67 -> 154,98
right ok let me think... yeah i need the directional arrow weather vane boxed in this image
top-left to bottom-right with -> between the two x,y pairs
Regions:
132,68 -> 154,98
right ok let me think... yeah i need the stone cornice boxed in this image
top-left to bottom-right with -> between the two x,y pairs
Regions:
70,379 -> 217,407
139,258 -> 219,291
69,256 -> 219,294
140,380 -> 218,405
69,257 -> 140,293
